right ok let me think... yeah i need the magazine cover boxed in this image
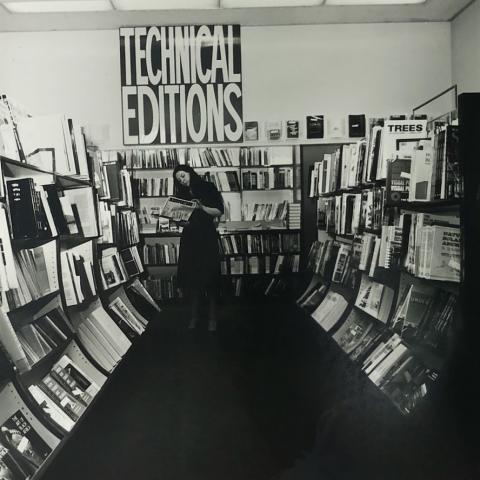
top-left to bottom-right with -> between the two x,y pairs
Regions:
0,410 -> 52,478
160,197 -> 196,222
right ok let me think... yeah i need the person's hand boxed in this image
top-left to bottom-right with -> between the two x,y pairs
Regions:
192,199 -> 203,210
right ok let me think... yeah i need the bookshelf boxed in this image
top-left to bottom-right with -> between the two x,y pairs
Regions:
0,99 -> 161,480
98,145 -> 302,302
297,96 -> 464,416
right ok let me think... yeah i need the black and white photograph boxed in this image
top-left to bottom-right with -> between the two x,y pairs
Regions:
0,1 -> 478,480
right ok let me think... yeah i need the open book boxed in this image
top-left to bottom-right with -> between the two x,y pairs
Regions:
160,197 -> 196,222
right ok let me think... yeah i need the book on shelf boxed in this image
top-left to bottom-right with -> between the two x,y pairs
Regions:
286,120 -> 299,139
28,385 -> 75,433
266,121 -> 282,141
242,201 -> 288,222
61,242 -> 96,306
134,176 -> 174,197
51,355 -> 99,406
143,276 -> 179,301
200,170 -> 240,192
99,247 -> 128,290
0,306 -> 30,373
240,147 -> 269,166
143,242 -> 179,265
99,206 -> 139,246
348,114 -> 366,138
16,114 -> 88,176
0,409 -> 53,479
432,124 -> 461,200
62,187 -> 99,238
355,275 -> 394,323
188,148 -> 239,168
126,278 -> 161,313
311,290 -> 349,332
40,373 -> 88,422
244,122 -> 259,141
120,246 -> 144,277
6,178 -> 54,240
0,207 -> 18,293
378,119 -> 428,180
297,283 -> 328,312
306,115 -> 324,139
0,95 -> 26,164
122,148 -> 184,169
379,353 -> 438,415
2,241 -> 58,312
108,295 -> 148,337
159,197 -> 196,222
332,309 -> 376,355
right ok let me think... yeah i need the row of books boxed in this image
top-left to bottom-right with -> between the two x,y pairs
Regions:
0,403 -> 55,479
201,171 -> 240,192
187,148 -> 239,168
304,241 -> 458,354
296,277 -> 449,414
143,276 -> 180,301
119,246 -> 144,278
143,243 -> 179,266
221,254 -> 300,275
386,125 -> 461,202
133,177 -> 174,197
239,146 -> 293,166
99,247 -> 129,291
14,305 -> 73,370
316,186 -> 385,234
242,200 -> 289,222
61,242 -> 96,307
138,206 -> 177,234
308,120 -> 459,202
218,232 -> 300,255
333,312 -> 438,415
6,178 -> 98,240
98,203 -> 140,246
118,146 -> 294,169
28,349 -> 103,432
121,148 -> 186,169
93,152 -> 134,207
0,96 -> 89,178
241,168 -> 293,190
1,240 -> 58,312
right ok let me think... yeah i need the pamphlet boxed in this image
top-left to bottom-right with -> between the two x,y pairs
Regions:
160,197 -> 196,222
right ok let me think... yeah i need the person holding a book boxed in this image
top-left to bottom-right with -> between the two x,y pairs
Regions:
172,165 -> 224,331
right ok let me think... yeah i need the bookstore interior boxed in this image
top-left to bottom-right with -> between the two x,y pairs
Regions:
0,1 -> 479,479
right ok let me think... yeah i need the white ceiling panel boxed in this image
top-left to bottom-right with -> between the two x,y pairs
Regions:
0,0 -> 473,32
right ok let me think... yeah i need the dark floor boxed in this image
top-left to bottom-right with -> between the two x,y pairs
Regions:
44,298 -> 478,480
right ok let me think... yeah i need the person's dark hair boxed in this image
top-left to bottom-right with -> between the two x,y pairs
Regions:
172,164 -> 203,197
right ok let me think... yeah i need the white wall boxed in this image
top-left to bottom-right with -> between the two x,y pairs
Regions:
0,22 -> 452,148
452,0 -> 480,93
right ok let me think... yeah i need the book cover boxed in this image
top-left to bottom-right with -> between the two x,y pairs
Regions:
0,410 -> 52,476
159,197 -> 196,222
286,120 -> 299,139
244,122 -> 258,141
306,115 -> 324,139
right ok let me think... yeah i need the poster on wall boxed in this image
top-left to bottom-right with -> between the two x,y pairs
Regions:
119,25 -> 243,146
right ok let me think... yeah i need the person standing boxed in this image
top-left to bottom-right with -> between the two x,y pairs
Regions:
172,164 -> 224,331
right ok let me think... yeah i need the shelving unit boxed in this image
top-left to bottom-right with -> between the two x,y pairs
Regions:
296,93 -> 463,416
0,111 -> 160,480
98,145 -> 302,302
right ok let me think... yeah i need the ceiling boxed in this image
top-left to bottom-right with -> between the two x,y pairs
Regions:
0,0 -> 473,32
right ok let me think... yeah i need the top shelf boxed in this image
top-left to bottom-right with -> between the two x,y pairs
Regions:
128,163 -> 295,171
1,155 -> 91,188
